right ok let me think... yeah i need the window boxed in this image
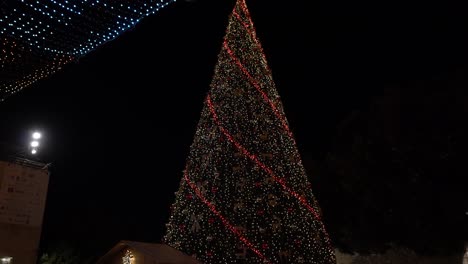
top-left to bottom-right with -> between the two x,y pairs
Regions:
122,250 -> 134,264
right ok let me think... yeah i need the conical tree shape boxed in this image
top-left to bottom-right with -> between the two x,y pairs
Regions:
164,1 -> 336,263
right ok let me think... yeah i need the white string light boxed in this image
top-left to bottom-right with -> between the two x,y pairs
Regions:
1,0 -> 177,102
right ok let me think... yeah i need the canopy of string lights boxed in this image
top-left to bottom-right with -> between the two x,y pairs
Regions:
0,0 -> 176,101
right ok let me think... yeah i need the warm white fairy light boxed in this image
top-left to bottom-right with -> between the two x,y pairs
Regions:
122,250 -> 134,264
164,1 -> 336,263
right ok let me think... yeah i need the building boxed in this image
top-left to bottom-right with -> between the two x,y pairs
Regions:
335,248 -> 464,264
97,241 -> 201,264
0,156 -> 50,264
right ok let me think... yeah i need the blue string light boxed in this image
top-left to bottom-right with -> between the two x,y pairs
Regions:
2,0 -> 176,56
0,0 -> 177,101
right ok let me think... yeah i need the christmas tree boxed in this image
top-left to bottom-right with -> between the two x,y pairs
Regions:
164,0 -> 336,263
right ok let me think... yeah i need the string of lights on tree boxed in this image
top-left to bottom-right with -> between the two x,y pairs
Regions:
0,0 -> 176,101
164,0 -> 336,263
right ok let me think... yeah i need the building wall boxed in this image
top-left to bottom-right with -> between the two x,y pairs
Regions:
0,223 -> 42,264
335,249 -> 464,264
98,244 -> 202,264
0,161 -> 49,264
101,248 -> 152,264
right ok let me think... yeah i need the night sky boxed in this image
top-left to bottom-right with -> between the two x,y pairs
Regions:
0,0 -> 467,258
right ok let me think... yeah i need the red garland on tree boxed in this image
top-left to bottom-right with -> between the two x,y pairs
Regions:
164,0 -> 336,263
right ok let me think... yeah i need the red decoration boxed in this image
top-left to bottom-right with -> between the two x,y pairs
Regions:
183,171 -> 269,262
164,0 -> 336,263
207,96 -> 323,222
223,41 -> 293,138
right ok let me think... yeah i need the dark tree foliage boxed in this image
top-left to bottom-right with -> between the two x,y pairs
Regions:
318,77 -> 467,255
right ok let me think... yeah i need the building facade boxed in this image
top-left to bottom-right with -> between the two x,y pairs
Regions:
97,241 -> 201,264
0,159 -> 49,264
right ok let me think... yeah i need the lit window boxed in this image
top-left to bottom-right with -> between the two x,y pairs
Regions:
122,250 -> 134,264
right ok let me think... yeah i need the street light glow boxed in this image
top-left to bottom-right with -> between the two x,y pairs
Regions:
0,257 -> 12,264
32,132 -> 42,139
29,130 -> 43,156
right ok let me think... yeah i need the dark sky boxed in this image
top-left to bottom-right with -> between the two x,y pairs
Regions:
1,0 -> 467,257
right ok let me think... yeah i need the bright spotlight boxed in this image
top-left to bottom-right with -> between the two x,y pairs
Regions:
30,141 -> 39,148
31,149 -> 37,155
32,132 -> 42,139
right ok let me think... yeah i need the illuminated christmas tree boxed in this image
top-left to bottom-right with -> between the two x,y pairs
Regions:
164,0 -> 336,263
